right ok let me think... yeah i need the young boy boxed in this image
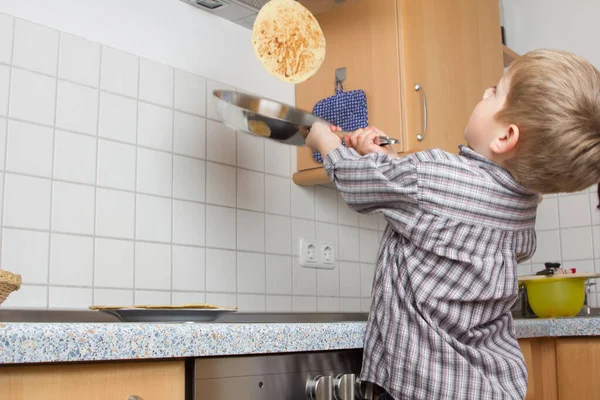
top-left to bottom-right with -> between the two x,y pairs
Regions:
306,49 -> 600,399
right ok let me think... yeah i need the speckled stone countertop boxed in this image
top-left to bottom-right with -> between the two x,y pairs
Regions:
2,317 -> 600,364
0,322 -> 365,364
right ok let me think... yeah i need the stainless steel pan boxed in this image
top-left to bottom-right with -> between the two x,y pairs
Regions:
213,90 -> 401,147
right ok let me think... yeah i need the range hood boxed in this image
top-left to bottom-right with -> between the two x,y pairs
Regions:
179,0 -> 343,29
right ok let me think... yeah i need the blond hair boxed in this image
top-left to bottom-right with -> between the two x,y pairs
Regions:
496,49 -> 600,194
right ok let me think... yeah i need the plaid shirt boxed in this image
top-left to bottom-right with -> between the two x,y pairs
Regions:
324,145 -> 539,400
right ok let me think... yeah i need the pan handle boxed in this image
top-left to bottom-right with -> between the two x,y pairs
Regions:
338,132 -> 401,147
309,127 -> 401,147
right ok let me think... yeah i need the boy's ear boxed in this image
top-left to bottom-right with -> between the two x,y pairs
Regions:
490,124 -> 519,154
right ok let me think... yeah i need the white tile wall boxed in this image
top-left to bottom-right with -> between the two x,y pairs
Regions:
6,120 -> 53,177
135,242 -> 171,290
100,46 -> 138,98
522,189 -> 600,296
174,70 -> 205,117
13,19 -> 59,76
138,102 -> 173,151
54,130 -> 96,184
98,92 -> 137,143
173,200 -> 205,246
95,189 -> 135,239
49,234 -> 93,286
136,147 -> 172,197
266,254 -> 292,295
97,139 -> 136,190
237,169 -> 264,212
94,238 -> 134,288
55,80 -> 98,135
0,14 -> 381,311
237,252 -> 265,294
0,66 -> 9,116
174,112 -> 205,159
51,181 -> 95,235
206,162 -> 236,207
139,59 -> 173,108
205,205 -> 236,250
10,68 -> 56,125
58,33 -> 101,88
267,295 -> 292,312
316,187 -> 338,224
266,214 -> 292,255
0,13 -> 14,65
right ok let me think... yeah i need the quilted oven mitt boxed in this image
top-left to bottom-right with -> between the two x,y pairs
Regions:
312,82 -> 368,162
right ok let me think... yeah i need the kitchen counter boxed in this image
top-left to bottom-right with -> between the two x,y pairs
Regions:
2,316 -> 600,364
0,321 -> 365,364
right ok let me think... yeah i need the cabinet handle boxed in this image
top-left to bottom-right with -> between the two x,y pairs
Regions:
414,84 -> 428,141
127,396 -> 143,400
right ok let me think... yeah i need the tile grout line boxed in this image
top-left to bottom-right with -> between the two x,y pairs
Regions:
203,74 -> 209,304
287,144 -> 293,311
15,281 -> 349,299
0,18 -> 16,271
46,31 -> 62,308
132,54 -> 141,304
234,131 -> 239,307
264,135 -> 269,311
170,67 -> 175,305
312,185 -> 317,306
233,107 -> 239,310
90,42 -> 103,306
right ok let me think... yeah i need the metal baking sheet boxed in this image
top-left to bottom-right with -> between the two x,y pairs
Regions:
100,308 -> 237,323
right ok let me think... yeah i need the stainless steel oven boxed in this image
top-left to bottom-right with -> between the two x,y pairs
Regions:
193,349 -> 384,400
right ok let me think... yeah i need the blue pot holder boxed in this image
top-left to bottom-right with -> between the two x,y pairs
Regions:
312,82 -> 369,163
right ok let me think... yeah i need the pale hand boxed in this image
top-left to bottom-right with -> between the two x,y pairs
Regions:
343,127 -> 397,157
306,121 -> 343,157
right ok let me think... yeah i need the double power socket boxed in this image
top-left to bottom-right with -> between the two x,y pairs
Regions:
298,238 -> 335,269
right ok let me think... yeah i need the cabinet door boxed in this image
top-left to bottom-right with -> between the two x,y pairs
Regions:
399,0 -> 504,154
556,338 -> 600,400
519,338 -> 558,400
295,0 -> 403,172
0,361 -> 185,400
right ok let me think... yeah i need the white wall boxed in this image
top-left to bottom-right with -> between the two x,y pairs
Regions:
0,0 -> 295,104
503,0 -> 600,305
0,4 -> 381,312
502,0 -> 600,69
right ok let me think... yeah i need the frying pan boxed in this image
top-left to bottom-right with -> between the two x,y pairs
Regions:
213,90 -> 401,147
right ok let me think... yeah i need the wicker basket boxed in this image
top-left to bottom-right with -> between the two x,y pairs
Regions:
0,269 -> 21,306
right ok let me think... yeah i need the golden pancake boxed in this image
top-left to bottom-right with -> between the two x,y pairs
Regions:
252,0 -> 326,83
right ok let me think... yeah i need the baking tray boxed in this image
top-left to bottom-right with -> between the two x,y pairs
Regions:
98,308 -> 237,323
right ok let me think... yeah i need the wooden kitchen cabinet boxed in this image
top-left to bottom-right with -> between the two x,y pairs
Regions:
0,360 -> 185,400
293,0 -> 505,185
518,337 -> 600,399
519,338 -> 559,400
556,338 -> 600,400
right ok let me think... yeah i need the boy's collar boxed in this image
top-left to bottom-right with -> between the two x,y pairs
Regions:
458,145 -> 538,196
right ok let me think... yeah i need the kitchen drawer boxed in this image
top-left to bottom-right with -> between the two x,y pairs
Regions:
0,360 -> 185,400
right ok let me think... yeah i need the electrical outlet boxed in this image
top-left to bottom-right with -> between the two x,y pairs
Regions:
299,238 -> 318,267
299,238 -> 336,269
321,241 -> 335,266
